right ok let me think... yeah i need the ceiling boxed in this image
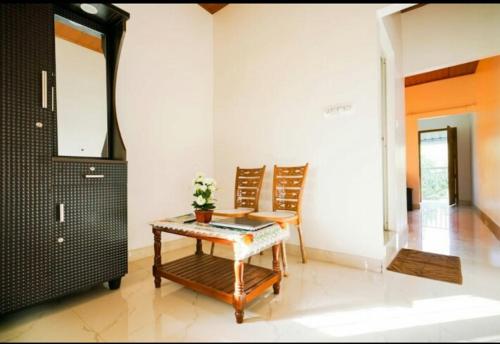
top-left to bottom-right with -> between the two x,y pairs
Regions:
405,61 -> 479,87
198,3 -> 425,15
400,4 -> 427,13
199,3 -> 228,14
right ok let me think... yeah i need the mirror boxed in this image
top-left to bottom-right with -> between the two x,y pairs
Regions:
54,14 -> 108,158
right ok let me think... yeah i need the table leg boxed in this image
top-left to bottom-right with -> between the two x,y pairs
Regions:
153,227 -> 161,288
196,239 -> 203,255
233,260 -> 246,324
272,244 -> 281,294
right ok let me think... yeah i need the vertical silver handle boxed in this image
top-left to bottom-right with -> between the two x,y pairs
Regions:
59,203 -> 65,223
41,70 -> 47,109
51,86 -> 55,112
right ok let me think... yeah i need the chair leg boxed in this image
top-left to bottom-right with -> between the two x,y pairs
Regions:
297,224 -> 307,263
210,242 -> 215,255
280,241 -> 288,277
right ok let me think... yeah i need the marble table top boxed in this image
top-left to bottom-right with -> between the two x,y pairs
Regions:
150,220 -> 289,260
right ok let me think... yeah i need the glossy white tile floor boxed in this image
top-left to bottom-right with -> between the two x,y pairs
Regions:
2,204 -> 500,342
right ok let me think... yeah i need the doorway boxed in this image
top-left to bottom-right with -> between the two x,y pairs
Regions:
418,126 -> 458,206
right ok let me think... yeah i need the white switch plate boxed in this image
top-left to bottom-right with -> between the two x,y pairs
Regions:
324,102 -> 354,118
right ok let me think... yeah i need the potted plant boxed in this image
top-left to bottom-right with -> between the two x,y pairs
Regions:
192,172 -> 216,223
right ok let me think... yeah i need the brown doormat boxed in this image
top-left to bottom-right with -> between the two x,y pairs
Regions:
387,248 -> 463,284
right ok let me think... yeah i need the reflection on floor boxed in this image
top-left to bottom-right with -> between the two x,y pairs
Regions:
2,205 -> 500,342
407,203 -> 500,268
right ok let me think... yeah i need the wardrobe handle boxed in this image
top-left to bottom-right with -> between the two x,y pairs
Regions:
41,70 -> 48,109
59,203 -> 65,223
85,174 -> 104,179
51,86 -> 55,112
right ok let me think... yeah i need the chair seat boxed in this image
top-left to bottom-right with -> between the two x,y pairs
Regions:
213,207 -> 254,217
248,211 -> 298,224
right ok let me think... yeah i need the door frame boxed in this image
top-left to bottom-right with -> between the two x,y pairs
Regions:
446,125 -> 459,206
418,128 -> 458,204
380,57 -> 389,230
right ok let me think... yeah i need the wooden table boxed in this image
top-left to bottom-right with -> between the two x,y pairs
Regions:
151,221 -> 288,323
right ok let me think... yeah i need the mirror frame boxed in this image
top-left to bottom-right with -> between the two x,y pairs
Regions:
53,3 -> 129,161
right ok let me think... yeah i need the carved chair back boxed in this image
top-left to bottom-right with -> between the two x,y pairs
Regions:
234,165 -> 266,211
272,163 -> 309,218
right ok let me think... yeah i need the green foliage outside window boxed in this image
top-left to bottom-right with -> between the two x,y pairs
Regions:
421,156 -> 448,200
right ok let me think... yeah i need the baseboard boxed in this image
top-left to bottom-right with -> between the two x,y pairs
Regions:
285,243 -> 383,273
475,207 -> 500,241
128,238 -> 383,273
128,237 -> 193,262
411,201 -> 472,209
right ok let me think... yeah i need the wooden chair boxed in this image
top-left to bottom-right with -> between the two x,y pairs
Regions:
210,165 -> 266,255
248,163 -> 309,276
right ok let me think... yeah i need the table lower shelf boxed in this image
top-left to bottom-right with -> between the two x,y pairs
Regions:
155,253 -> 280,304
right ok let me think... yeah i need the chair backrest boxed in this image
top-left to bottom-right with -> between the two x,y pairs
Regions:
234,165 -> 266,210
272,163 -> 309,216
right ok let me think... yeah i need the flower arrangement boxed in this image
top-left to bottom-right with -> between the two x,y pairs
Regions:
192,172 -> 216,211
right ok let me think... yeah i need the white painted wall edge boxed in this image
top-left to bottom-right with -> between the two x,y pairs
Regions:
378,8 -> 408,234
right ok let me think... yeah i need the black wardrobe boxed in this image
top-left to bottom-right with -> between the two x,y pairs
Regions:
0,3 -> 129,314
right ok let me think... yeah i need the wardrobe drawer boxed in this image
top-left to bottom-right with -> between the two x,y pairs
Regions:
53,160 -> 127,186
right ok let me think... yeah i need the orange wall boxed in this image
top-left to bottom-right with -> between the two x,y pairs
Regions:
473,56 -> 500,224
406,75 -> 476,116
405,56 -> 500,220
405,74 -> 476,205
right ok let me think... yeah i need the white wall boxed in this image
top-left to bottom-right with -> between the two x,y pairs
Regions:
213,4 -> 386,260
418,114 -> 473,203
379,11 -> 407,232
402,4 -> 500,76
55,37 -> 108,157
116,4 -> 214,250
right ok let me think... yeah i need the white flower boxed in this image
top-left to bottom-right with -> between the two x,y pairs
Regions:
194,172 -> 205,184
195,195 -> 206,206
200,184 -> 207,192
208,194 -> 217,203
204,177 -> 214,185
208,184 -> 216,192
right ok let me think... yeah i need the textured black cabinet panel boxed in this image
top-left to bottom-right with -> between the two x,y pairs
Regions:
53,162 -> 127,295
0,4 -> 56,314
1,4 -> 128,315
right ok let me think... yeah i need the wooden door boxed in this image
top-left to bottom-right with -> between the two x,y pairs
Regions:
447,126 -> 458,205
